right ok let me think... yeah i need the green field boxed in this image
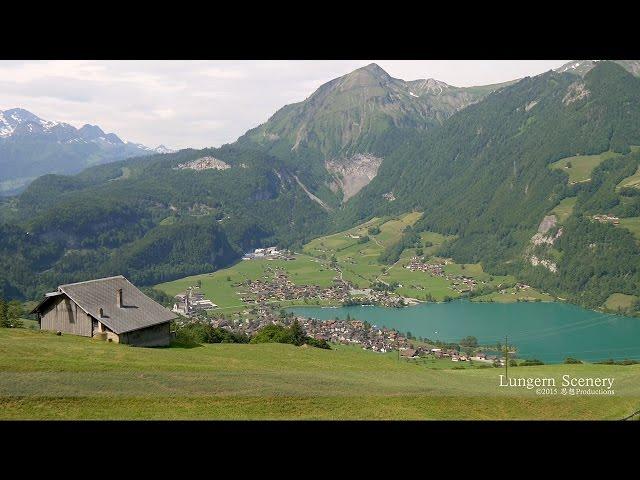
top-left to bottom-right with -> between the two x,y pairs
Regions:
156,212 -> 542,306
550,151 -> 621,184
604,293 -> 638,312
550,196 -> 577,222
473,287 -> 554,304
1,328 -> 638,420
157,253 -> 338,313
617,217 -> 640,241
303,212 -> 427,289
618,165 -> 640,189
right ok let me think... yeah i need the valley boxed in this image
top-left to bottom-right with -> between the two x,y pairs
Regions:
3,60 -> 640,421
156,211 -> 556,316
3,61 -> 640,320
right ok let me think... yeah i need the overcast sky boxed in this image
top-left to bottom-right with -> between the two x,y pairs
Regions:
0,60 -> 569,150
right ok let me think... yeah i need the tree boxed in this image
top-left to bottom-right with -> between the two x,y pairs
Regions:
290,318 -> 306,346
0,299 -> 8,328
4,301 -> 23,328
460,336 -> 478,348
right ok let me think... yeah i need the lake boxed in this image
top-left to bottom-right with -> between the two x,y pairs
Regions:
288,300 -> 640,363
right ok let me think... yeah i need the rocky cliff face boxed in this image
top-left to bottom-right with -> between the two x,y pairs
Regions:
325,153 -> 383,202
236,63 -> 511,205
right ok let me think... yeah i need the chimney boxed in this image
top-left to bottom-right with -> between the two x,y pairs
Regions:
99,308 -> 104,318
117,288 -> 123,308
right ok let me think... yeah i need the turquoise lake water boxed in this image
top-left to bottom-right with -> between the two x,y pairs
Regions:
288,301 -> 640,363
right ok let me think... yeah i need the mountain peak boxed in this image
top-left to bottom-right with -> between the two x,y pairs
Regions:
556,60 -> 640,78
337,63 -> 393,91
360,63 -> 389,76
79,124 -> 106,140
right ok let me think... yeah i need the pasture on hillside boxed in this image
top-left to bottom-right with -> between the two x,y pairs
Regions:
1,329 -> 639,420
549,151 -> 621,184
157,211 -> 554,307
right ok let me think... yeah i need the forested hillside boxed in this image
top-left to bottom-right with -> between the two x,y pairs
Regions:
339,61 -> 640,309
0,146 -> 329,299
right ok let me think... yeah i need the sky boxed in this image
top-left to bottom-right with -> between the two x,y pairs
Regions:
0,60 -> 569,150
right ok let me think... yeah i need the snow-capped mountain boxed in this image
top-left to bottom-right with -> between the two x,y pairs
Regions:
0,108 -> 174,196
126,142 -> 175,154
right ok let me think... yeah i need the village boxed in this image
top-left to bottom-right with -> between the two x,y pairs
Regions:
242,246 -> 295,260
592,213 -> 620,225
404,256 -> 481,294
192,306 -> 509,364
172,287 -> 218,316
240,270 -> 352,304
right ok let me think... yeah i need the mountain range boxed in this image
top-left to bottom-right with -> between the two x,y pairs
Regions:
0,108 -> 172,196
2,60 -> 640,314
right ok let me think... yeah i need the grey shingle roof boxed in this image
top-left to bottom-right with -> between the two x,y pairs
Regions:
56,275 -> 177,334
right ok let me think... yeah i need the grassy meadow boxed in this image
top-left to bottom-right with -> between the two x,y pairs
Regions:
604,293 -> 638,313
156,212 -> 555,308
550,196 -> 577,222
617,217 -> 640,241
1,328 -> 638,420
550,151 -> 621,184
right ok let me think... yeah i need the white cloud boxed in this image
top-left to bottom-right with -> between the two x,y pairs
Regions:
0,60 -> 569,150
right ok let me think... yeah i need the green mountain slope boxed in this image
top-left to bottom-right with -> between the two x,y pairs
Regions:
0,146 -> 330,299
338,61 -> 640,309
237,63 -> 511,202
556,59 -> 640,77
4,61 -> 640,314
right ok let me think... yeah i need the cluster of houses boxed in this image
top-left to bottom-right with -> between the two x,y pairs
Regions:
354,288 -> 410,307
242,246 -> 294,260
301,318 -> 413,352
208,310 -> 414,353
172,287 -> 218,316
404,257 -> 481,293
429,348 -> 506,366
592,214 -> 620,225
239,270 -> 352,305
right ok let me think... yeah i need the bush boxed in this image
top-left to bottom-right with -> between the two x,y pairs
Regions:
520,358 -> 545,366
564,357 -> 583,364
175,321 -> 249,345
250,324 -> 294,344
304,337 -> 331,349
250,321 -> 331,349
595,358 -> 639,365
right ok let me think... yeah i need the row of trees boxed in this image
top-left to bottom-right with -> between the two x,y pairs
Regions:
174,318 -> 330,350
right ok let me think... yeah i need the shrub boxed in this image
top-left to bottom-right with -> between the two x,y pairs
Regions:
174,321 -> 249,345
520,358 -> 545,366
564,357 -> 583,364
250,324 -> 294,344
305,337 -> 331,349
